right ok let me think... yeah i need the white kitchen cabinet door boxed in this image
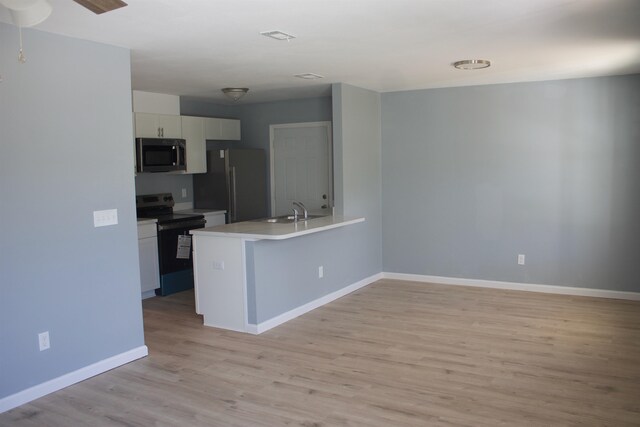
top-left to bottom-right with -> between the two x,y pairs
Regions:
181,116 -> 207,174
204,117 -> 241,141
204,117 -> 221,140
138,236 -> 159,294
134,113 -> 182,138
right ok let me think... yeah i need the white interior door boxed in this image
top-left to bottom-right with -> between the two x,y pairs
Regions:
270,122 -> 332,217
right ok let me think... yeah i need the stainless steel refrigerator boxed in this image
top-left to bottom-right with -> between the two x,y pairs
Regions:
193,149 -> 267,223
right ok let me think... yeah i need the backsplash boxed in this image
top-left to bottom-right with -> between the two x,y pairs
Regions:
135,173 -> 193,203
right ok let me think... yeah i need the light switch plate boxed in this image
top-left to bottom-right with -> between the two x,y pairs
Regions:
93,209 -> 118,227
219,150 -> 225,158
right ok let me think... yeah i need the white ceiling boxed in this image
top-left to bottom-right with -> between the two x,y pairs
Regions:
2,0 -> 640,104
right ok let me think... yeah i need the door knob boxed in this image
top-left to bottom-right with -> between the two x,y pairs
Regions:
322,194 -> 327,200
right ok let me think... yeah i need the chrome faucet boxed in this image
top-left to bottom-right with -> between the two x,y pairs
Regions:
291,207 -> 299,222
292,201 -> 308,219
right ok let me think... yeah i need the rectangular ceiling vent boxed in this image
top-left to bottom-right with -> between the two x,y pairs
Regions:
260,31 -> 296,41
294,73 -> 324,80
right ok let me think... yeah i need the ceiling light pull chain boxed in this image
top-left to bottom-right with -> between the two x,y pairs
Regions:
18,26 -> 26,63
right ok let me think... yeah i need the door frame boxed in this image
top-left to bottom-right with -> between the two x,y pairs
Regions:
269,121 -> 333,217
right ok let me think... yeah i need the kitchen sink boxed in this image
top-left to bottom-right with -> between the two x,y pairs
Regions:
255,214 -> 326,224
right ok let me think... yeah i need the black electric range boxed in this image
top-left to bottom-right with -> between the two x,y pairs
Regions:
136,193 -> 205,296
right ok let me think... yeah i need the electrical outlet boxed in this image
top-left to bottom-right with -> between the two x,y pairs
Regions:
181,188 -> 187,198
518,254 -> 525,265
38,331 -> 50,351
318,265 -> 324,278
213,260 -> 225,270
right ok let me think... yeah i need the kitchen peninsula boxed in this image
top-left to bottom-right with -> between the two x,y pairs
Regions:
191,216 -> 365,333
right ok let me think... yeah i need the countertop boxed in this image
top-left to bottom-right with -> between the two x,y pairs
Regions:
190,215 -> 365,240
136,218 -> 158,226
175,209 -> 227,215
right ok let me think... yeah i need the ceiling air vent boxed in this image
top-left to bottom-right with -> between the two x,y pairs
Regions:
294,73 -> 324,80
260,31 -> 296,41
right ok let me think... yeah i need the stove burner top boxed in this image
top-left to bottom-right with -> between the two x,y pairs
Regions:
141,213 -> 204,225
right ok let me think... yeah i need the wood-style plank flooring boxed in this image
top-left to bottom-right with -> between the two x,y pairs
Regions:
3,279 -> 640,426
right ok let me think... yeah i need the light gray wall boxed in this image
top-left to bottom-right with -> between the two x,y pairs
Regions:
333,83 -> 383,278
135,173 -> 194,203
0,24 -> 144,399
246,224 -> 370,323
242,85 -> 383,324
180,98 -> 241,120
381,75 -> 640,292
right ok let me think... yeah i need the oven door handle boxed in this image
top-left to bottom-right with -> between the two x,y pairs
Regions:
157,218 -> 206,231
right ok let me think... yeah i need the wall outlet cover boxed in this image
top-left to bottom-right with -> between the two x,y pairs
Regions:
38,331 -> 50,351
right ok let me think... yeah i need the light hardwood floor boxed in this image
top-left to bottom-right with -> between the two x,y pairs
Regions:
3,279 -> 640,426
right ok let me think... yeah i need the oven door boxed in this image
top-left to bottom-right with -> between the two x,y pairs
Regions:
156,218 -> 205,295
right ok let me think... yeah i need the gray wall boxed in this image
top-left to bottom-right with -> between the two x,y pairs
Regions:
135,173 -> 194,204
381,75 -> 640,292
246,223 -> 371,323
0,24 -> 144,398
242,85 -> 383,324
333,83 -> 383,278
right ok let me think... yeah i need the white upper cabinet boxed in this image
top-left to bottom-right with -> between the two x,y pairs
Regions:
181,116 -> 207,174
134,113 -> 182,138
204,117 -> 241,141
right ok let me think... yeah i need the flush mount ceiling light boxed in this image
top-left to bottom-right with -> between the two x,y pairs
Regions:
453,59 -> 491,70
260,30 -> 296,41
294,73 -> 324,80
221,87 -> 249,102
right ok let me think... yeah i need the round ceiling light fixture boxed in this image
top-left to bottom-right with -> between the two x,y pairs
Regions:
221,87 -> 249,102
453,59 -> 491,70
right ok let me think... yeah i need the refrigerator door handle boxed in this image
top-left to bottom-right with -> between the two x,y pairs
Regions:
229,166 -> 237,222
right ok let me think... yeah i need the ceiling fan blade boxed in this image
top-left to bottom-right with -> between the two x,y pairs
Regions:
72,0 -> 127,14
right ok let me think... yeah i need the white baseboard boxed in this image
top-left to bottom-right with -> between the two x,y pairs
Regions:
141,290 -> 156,300
0,345 -> 148,414
383,272 -> 640,301
249,272 -> 384,334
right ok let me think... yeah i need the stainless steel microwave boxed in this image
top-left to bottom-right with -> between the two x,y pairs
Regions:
135,138 -> 186,173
